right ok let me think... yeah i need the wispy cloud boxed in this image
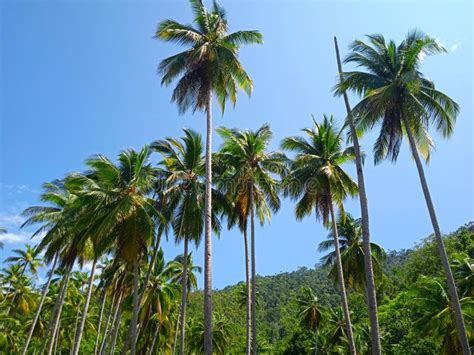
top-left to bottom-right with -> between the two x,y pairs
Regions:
0,231 -> 30,244
0,214 -> 25,227
449,42 -> 461,52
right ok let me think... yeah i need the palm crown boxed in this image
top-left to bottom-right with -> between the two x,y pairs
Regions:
155,0 -> 263,113
335,30 -> 459,163
281,115 -> 358,224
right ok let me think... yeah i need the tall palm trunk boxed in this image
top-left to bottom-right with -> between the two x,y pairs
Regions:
129,258 -> 141,355
243,227 -> 252,355
102,289 -> 123,355
173,309 -> 181,355
334,36 -> 381,355
108,292 -> 123,355
95,288 -> 110,355
203,86 -> 213,355
402,115 -> 471,354
39,263 -> 72,355
179,238 -> 189,355
147,322 -> 161,355
98,285 -> 117,355
72,258 -> 98,355
122,232 -> 163,353
21,253 -> 59,355
328,192 -> 357,355
249,183 -> 257,355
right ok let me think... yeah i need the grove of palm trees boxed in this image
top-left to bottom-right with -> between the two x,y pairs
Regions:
1,0 -> 472,354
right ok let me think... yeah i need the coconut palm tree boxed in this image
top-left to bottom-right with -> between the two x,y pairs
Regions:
217,124 -> 286,354
21,178 -> 84,355
333,36 -> 382,354
318,213 -> 385,293
281,115 -> 358,354
413,278 -> 473,354
155,1 -> 262,350
214,156 -> 252,355
152,128 -> 222,355
296,286 -> 324,354
335,30 -> 469,354
452,257 -> 474,297
69,146 -> 160,355
138,248 -> 181,353
4,244 -> 43,312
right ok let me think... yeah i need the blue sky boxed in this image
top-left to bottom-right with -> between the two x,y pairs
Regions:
1,0 -> 472,289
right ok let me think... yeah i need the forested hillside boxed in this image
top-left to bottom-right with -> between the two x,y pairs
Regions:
185,223 -> 474,354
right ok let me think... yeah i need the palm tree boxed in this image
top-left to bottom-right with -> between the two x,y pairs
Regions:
152,128 -> 221,355
70,146 -> 160,355
452,257 -> 474,297
155,1 -> 262,351
4,244 -> 43,313
20,179 -> 79,355
281,115 -> 358,354
187,313 -> 233,355
414,278 -> 473,354
318,213 -> 385,293
140,249 -> 181,354
217,124 -> 286,354
296,286 -> 324,354
333,36 -> 382,354
336,30 -> 469,354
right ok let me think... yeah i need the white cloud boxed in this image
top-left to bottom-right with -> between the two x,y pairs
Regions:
0,231 -> 29,244
449,42 -> 461,52
0,214 -> 25,227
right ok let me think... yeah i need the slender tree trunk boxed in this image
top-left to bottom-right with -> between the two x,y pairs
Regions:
39,263 -> 72,355
71,300 -> 82,353
122,232 -> 163,353
328,192 -> 357,355
173,308 -> 181,355
21,253 -> 59,355
249,183 -> 257,355
98,281 -> 118,354
147,323 -> 161,355
243,227 -> 252,355
334,36 -> 382,355
72,258 -> 98,355
108,293 -> 123,355
129,258 -> 141,355
179,238 -> 189,355
94,288 -> 108,355
402,115 -> 471,355
104,290 -> 123,355
52,319 -> 61,354
203,86 -> 213,355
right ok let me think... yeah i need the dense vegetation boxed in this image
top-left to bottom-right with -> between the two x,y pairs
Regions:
1,223 -> 473,353
1,0 -> 473,354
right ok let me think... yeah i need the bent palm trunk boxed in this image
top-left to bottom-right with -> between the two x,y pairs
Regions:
21,253 -> 59,355
334,37 -> 381,355
147,322 -> 161,355
329,193 -> 357,355
109,295 -> 123,355
203,87 -> 213,355
250,184 -> 257,355
39,263 -> 72,355
402,115 -> 470,355
243,227 -> 252,355
72,258 -> 98,355
179,238 -> 189,355
94,289 -> 108,355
